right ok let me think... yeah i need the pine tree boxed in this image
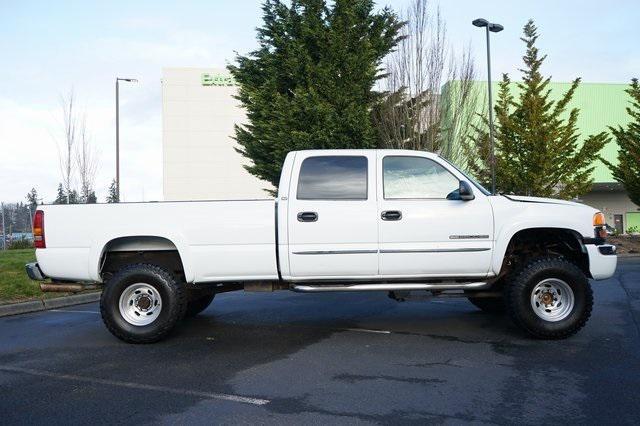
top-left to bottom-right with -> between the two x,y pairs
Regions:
229,0 -> 403,190
603,79 -> 640,206
86,191 -> 97,204
26,188 -> 39,213
53,183 -> 67,204
67,189 -> 80,204
106,179 -> 119,203
463,20 -> 609,199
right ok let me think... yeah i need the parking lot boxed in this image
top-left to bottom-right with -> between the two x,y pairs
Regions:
0,258 -> 638,424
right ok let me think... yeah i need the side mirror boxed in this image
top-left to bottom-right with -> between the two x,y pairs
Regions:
459,181 -> 475,201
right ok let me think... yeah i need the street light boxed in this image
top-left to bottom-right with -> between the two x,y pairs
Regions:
472,18 -> 503,195
116,77 -> 138,201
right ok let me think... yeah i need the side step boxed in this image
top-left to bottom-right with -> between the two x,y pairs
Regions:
290,282 -> 490,293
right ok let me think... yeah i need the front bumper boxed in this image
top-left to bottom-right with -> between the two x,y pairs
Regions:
586,244 -> 617,280
25,262 -> 47,281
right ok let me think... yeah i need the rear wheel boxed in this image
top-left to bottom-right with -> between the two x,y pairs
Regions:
506,257 -> 592,339
100,263 -> 187,343
185,292 -> 215,317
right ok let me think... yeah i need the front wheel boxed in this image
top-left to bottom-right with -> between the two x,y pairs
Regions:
100,263 -> 187,343
506,257 -> 593,339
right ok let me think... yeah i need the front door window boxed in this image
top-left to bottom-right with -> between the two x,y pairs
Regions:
383,156 -> 459,199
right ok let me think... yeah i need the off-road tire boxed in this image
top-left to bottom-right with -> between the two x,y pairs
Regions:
100,263 -> 187,343
467,296 -> 506,313
185,292 -> 215,318
506,257 -> 593,339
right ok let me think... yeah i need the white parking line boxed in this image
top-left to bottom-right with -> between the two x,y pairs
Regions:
0,365 -> 270,406
344,328 -> 392,334
49,309 -> 100,314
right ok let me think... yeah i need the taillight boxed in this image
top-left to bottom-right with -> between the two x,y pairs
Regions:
33,210 -> 45,248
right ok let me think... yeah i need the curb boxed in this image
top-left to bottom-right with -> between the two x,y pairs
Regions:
618,253 -> 640,258
0,292 -> 101,317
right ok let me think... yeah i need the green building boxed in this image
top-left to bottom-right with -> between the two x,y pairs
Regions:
446,81 -> 639,233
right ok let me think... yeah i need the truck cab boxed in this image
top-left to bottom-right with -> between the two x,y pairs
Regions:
278,150 -> 495,280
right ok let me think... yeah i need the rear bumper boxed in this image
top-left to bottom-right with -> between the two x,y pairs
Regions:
25,262 -> 47,281
586,244 -> 617,280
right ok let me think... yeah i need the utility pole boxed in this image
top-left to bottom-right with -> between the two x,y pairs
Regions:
27,205 -> 33,236
1,203 -> 6,251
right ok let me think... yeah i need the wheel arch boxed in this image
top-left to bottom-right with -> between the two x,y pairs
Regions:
493,226 -> 589,278
91,235 -> 194,283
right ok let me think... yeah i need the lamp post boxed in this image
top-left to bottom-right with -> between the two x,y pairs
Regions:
116,77 -> 138,201
472,18 -> 503,195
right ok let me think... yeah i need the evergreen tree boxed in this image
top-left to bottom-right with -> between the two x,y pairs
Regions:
26,188 -> 39,213
67,189 -> 80,204
463,20 -> 609,199
53,183 -> 67,204
106,179 -> 119,203
603,78 -> 640,206
86,190 -> 98,204
229,0 -> 403,190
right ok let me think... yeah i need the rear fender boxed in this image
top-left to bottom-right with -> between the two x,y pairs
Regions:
89,233 -> 194,283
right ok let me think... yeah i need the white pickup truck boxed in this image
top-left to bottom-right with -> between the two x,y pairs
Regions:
26,149 -> 617,343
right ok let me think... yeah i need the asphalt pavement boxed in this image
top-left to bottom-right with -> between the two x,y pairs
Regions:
1,258 -> 639,425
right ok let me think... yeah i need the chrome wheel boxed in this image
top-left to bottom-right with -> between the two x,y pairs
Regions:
118,283 -> 162,326
530,278 -> 574,322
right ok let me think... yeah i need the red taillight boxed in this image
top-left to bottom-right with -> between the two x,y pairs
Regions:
33,210 -> 45,248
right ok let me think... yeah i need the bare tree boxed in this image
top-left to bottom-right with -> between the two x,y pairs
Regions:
54,90 -> 99,203
76,116 -> 98,203
57,91 -> 78,203
374,0 -> 482,165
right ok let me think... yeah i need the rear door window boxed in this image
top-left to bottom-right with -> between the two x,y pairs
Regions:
297,156 -> 368,200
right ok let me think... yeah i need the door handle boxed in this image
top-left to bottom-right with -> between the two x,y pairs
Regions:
297,211 -> 318,222
381,210 -> 402,221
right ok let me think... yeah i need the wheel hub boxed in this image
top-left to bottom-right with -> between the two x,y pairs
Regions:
530,278 -> 574,322
118,283 -> 162,326
540,291 -> 554,306
135,294 -> 152,311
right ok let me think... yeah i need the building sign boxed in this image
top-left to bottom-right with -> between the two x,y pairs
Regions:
201,73 -> 237,86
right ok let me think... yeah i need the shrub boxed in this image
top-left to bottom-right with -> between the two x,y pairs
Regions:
8,238 -> 33,250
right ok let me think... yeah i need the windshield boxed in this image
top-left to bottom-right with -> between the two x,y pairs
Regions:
439,157 -> 492,196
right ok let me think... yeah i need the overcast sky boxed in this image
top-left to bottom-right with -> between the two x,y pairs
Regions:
1,0 -> 638,203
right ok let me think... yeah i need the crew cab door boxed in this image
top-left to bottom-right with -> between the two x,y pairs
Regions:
376,153 -> 494,278
287,152 -> 378,279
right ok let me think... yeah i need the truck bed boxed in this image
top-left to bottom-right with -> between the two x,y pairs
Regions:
36,199 -> 278,283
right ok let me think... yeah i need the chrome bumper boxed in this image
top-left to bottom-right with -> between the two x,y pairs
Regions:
25,262 -> 47,281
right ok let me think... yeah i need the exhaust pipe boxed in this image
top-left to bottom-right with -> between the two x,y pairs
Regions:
40,283 -> 101,293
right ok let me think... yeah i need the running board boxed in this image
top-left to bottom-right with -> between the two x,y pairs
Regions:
290,282 -> 491,293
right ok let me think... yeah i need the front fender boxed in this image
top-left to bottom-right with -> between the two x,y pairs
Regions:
492,222 -> 587,275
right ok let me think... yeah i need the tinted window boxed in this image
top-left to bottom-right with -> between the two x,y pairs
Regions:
383,156 -> 458,199
297,156 -> 368,200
